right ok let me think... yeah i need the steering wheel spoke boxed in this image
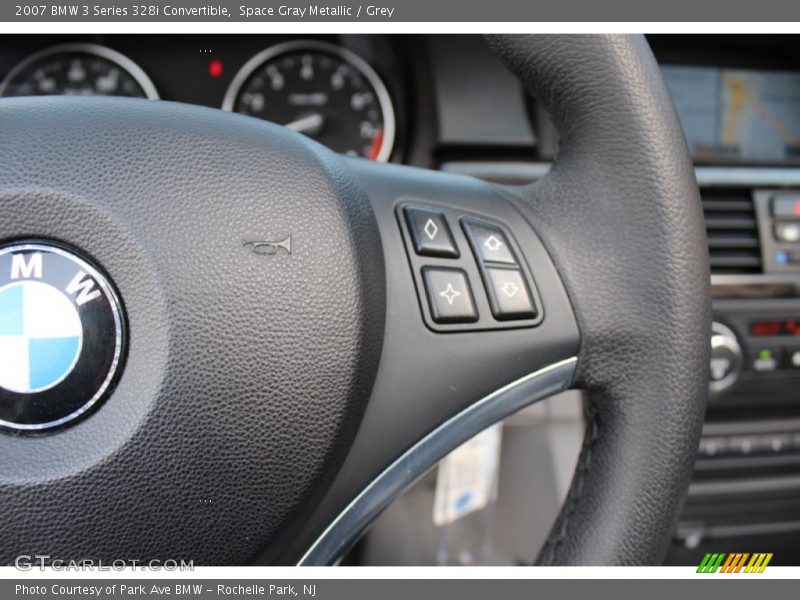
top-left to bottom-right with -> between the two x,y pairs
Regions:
281,158 -> 581,565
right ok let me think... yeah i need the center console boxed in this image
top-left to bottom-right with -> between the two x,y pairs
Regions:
668,174 -> 800,566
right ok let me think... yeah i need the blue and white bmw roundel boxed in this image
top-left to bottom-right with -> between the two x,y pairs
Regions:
0,280 -> 83,393
0,242 -> 124,432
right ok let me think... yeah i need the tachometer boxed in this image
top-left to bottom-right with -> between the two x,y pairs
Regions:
223,40 -> 395,161
0,43 -> 158,99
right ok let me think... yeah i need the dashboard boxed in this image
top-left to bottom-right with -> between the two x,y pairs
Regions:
5,35 -> 800,169
3,33 -> 800,566
0,34 -> 538,171
0,35 -> 409,161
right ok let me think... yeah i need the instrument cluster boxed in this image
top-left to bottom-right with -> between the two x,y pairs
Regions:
0,36 -> 401,162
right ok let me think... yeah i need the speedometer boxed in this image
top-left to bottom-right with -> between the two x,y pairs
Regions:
0,43 -> 158,99
223,40 -> 395,161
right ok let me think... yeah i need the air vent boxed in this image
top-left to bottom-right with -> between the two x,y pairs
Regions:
702,188 -> 762,274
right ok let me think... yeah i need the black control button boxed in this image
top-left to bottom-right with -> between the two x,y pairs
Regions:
785,348 -> 800,370
775,249 -> 800,266
422,267 -> 478,323
484,268 -> 536,320
404,207 -> 459,258
727,435 -> 758,455
772,193 -> 800,218
761,433 -> 792,453
710,345 -> 737,383
750,347 -> 781,372
462,220 -> 516,265
709,322 -> 742,394
698,436 -> 728,458
775,222 -> 800,243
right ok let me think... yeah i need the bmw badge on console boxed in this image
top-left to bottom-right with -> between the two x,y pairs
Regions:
0,242 -> 124,432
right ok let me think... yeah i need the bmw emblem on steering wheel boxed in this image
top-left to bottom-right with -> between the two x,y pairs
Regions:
0,242 -> 125,432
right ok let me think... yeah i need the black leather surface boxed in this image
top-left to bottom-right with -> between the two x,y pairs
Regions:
0,98 -> 384,564
489,35 -> 711,564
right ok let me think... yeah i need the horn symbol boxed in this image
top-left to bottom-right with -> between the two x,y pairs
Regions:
244,236 -> 292,256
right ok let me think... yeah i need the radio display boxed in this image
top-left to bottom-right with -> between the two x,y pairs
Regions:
751,319 -> 800,337
661,66 -> 800,164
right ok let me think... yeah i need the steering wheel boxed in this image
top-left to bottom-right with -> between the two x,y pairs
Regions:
0,34 -> 710,566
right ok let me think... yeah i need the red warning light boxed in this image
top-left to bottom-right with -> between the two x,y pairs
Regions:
209,59 -> 223,80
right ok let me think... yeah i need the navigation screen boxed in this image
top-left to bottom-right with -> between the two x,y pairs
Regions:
661,66 -> 800,163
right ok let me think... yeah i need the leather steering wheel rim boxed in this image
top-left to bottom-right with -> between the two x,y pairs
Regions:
490,35 -> 712,564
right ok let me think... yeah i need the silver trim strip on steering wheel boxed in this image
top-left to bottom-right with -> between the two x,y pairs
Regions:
298,356 -> 578,565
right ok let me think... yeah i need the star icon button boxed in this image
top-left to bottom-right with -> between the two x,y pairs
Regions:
439,283 -> 462,305
422,267 -> 478,323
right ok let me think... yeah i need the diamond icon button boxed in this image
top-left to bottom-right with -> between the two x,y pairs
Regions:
424,218 -> 439,240
404,207 -> 459,258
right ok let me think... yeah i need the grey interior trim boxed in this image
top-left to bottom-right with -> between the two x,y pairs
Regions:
440,161 -> 800,189
677,520 -> 800,541
711,274 -> 800,298
703,417 -> 800,436
695,167 -> 800,187
695,454 -> 800,472
712,273 -> 800,286
298,356 -> 578,566
440,161 -> 552,183
689,474 -> 800,496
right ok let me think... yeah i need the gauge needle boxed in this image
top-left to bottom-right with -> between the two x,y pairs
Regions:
285,113 -> 324,135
